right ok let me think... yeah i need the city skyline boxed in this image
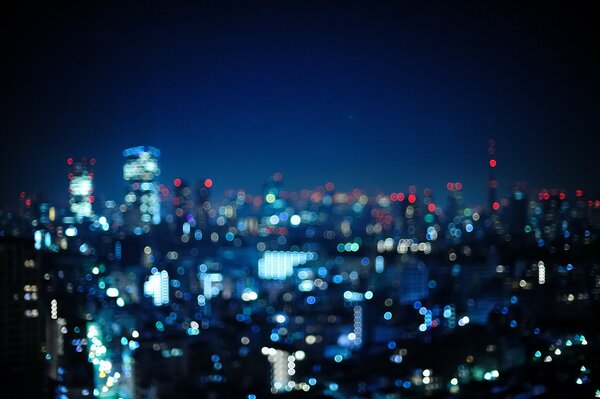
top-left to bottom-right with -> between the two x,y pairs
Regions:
3,142 -> 595,213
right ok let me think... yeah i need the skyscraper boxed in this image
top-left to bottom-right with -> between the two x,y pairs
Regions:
0,237 -> 46,398
488,139 -> 499,214
123,146 -> 161,233
67,157 -> 95,221
194,178 -> 213,229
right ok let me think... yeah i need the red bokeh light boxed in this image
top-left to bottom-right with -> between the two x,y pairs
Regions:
427,203 -> 436,212
67,157 -> 73,165
455,182 -> 463,191
408,194 -> 416,204
174,178 -> 182,187
492,201 -> 500,210
489,159 -> 497,168
204,178 -> 213,188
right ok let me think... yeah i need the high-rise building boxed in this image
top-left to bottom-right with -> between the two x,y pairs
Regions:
123,146 -> 161,232
194,178 -> 213,228
488,139 -> 499,214
0,237 -> 46,398
257,251 -> 315,280
173,178 -> 193,229
67,157 -> 95,221
446,182 -> 464,222
507,184 -> 528,238
262,347 -> 291,394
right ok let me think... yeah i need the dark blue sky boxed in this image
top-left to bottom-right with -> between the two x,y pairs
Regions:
1,2 -> 598,208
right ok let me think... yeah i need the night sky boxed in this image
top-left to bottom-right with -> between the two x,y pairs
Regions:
1,2 -> 598,208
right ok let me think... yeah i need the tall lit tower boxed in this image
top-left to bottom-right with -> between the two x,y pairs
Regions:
487,139 -> 499,214
123,146 -> 161,232
67,157 -> 95,221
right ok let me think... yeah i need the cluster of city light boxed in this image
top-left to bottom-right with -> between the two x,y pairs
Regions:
201,272 -> 224,299
443,304 -> 457,329
261,347 -> 310,394
143,270 -> 169,306
417,305 -> 436,332
533,333 -> 589,365
95,216 -> 110,231
376,238 -> 432,254
69,175 -> 94,218
538,261 -> 546,284
352,305 -> 363,347
422,369 -> 433,385
258,251 -> 316,280
262,347 -> 291,394
336,242 -> 360,252
87,323 -> 122,398
343,290 -> 373,302
241,289 -> 258,301
50,299 -> 58,319
23,283 -> 39,317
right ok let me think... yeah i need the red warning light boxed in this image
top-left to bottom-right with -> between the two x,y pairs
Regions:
489,159 -> 497,168
408,194 -> 416,204
204,178 -> 213,188
492,201 -> 500,211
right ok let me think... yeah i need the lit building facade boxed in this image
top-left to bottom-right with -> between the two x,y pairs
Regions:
67,157 -> 95,220
123,146 -> 161,232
